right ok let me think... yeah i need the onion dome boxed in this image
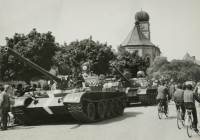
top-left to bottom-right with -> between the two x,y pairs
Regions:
135,11 -> 149,21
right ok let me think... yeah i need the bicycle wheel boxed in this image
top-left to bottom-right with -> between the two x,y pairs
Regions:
187,116 -> 193,137
158,104 -> 162,119
177,111 -> 182,129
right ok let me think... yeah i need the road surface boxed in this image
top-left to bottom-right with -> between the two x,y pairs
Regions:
1,102 -> 200,140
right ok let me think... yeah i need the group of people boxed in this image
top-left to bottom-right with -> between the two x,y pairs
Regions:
156,79 -> 200,132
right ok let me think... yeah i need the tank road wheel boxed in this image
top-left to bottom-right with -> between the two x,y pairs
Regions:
105,101 -> 111,117
147,94 -> 151,105
151,94 -> 154,105
152,94 -> 155,104
98,102 -> 105,119
86,102 -> 95,121
117,99 -> 123,115
121,96 -> 127,107
111,100 -> 117,116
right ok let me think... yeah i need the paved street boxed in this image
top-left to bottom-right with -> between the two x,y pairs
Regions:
1,102 -> 200,140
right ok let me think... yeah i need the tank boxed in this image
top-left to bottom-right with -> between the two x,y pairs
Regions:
111,64 -> 157,106
4,47 -> 126,125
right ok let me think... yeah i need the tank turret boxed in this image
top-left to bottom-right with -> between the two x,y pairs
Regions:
111,64 -> 140,88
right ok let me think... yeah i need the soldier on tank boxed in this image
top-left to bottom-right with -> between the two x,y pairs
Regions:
74,69 -> 84,88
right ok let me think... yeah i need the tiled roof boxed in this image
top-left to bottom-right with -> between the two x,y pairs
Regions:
121,26 -> 155,46
182,53 -> 200,65
182,53 -> 195,61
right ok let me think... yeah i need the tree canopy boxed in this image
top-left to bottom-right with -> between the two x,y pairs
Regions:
146,57 -> 200,83
112,45 -> 149,78
53,39 -> 116,76
0,29 -> 59,84
0,29 -> 152,83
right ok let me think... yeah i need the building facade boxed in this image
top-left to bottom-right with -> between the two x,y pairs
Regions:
121,10 -> 160,66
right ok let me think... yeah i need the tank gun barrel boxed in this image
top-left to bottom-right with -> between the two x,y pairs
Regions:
110,64 -> 130,83
4,47 -> 61,83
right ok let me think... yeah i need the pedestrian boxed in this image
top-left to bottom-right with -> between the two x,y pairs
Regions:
184,84 -> 200,132
182,83 -> 186,90
173,84 -> 185,120
0,85 -> 11,130
16,83 -> 23,96
38,79 -> 49,90
169,79 -> 176,101
156,79 -> 170,114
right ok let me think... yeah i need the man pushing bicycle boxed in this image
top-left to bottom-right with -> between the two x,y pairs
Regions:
184,84 -> 200,132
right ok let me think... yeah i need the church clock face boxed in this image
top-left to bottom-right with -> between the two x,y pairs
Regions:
139,24 -> 144,29
139,23 -> 149,31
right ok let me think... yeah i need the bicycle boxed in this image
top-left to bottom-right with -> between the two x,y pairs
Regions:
185,109 -> 194,137
176,103 -> 185,129
158,99 -> 169,119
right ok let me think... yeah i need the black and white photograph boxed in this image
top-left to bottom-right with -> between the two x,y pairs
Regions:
0,0 -> 200,140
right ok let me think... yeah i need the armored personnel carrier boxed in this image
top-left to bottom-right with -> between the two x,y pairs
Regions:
111,64 -> 157,106
4,47 -> 126,125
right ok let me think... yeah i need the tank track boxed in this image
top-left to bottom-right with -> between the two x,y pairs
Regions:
138,93 -> 157,106
12,107 -> 35,125
68,96 -> 126,123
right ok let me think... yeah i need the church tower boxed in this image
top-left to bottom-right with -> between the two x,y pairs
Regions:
135,10 -> 150,40
121,10 -> 161,66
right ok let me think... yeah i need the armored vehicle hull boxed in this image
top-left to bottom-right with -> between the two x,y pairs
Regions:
12,89 -> 126,125
126,87 -> 157,106
125,78 -> 157,106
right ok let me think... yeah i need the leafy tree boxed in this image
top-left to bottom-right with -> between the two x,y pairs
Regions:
53,38 -> 116,76
112,45 -> 149,78
0,29 -> 59,84
146,56 -> 169,79
160,60 -> 200,83
146,57 -> 200,83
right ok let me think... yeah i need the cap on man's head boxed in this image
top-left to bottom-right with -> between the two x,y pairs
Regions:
4,85 -> 10,91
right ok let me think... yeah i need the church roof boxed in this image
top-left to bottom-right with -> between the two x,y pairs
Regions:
121,26 -> 155,47
182,53 -> 200,65
182,53 -> 195,61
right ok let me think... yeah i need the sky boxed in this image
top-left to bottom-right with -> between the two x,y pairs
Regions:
0,0 -> 200,61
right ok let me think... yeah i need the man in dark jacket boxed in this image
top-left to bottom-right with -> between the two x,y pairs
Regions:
156,80 -> 170,114
174,84 -> 185,120
0,85 -> 11,130
184,84 -> 200,132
